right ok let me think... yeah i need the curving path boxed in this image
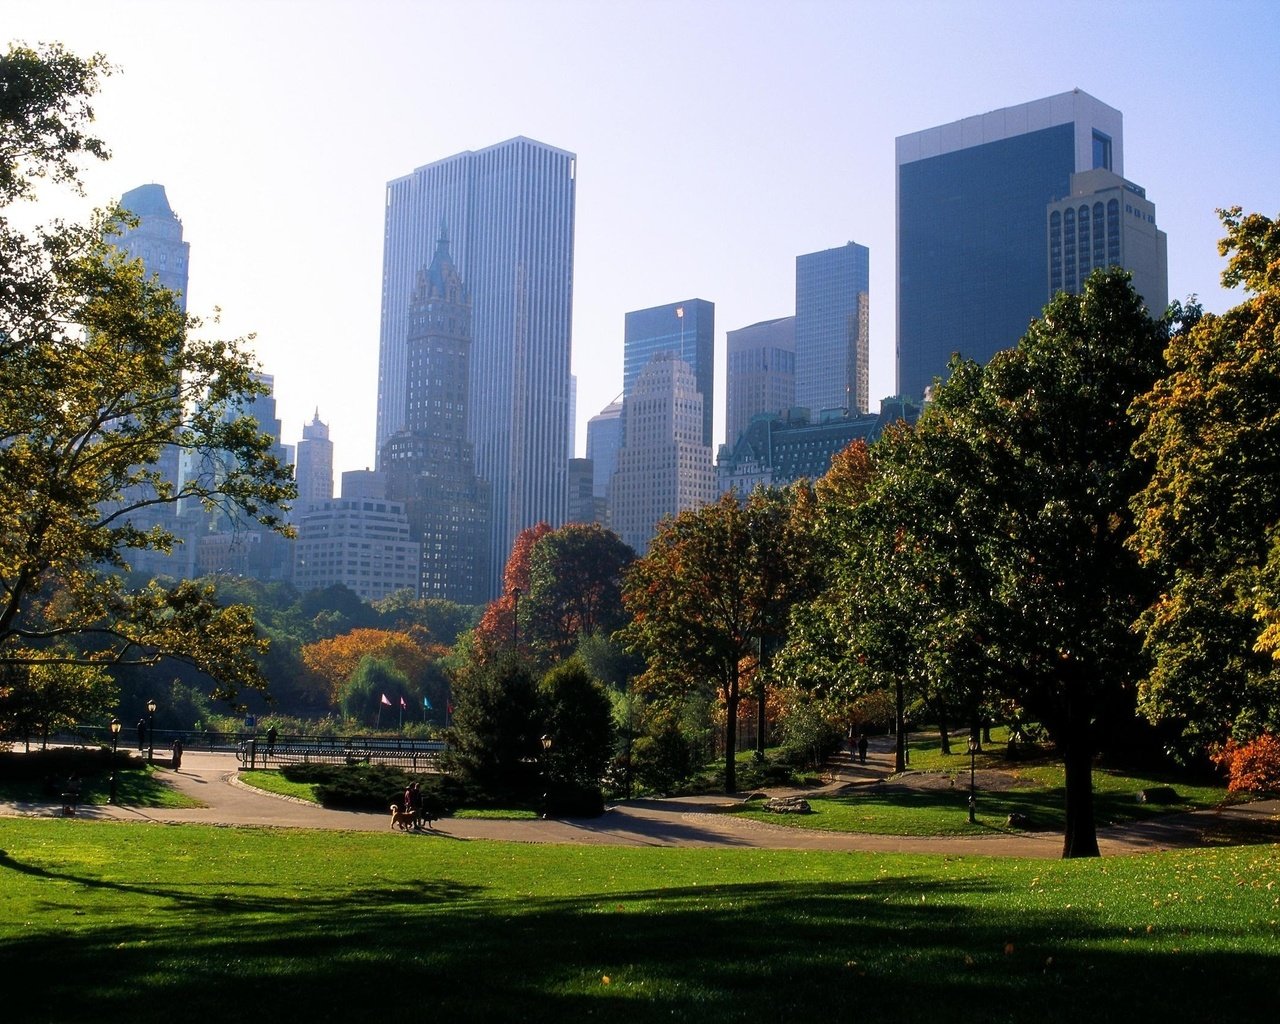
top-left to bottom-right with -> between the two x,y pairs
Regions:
3,745 -> 1276,859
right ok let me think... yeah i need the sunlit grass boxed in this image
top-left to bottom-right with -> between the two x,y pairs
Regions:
0,818 -> 1275,1022
237,770 -> 319,803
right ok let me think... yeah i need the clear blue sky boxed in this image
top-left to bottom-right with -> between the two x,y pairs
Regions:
8,0 -> 1278,476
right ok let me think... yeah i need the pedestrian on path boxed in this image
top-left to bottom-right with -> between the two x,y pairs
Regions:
171,738 -> 183,770
858,733 -> 868,765
137,718 -> 146,752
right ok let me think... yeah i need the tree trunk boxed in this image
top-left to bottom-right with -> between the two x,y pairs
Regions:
894,677 -> 906,773
1060,690 -> 1100,858
756,638 -> 768,758
724,690 -> 738,793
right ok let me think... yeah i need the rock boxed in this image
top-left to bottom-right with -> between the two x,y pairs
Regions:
763,796 -> 812,815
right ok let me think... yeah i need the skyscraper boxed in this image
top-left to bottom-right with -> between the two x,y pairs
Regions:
294,410 -> 334,512
381,231 -> 491,606
585,398 -> 623,500
795,243 -> 870,416
725,315 -> 795,446
623,299 -> 715,447
609,354 -> 716,556
109,184 -> 191,580
378,137 -> 576,597
896,89 -> 1128,401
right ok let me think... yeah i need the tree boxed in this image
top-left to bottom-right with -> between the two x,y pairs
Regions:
299,628 -> 435,706
525,523 -> 634,665
339,656 -> 410,724
1130,209 -> 1280,748
539,657 -> 614,790
444,656 -> 542,801
473,523 -> 553,661
621,488 -> 816,793
0,44 -> 294,708
923,269 -> 1166,856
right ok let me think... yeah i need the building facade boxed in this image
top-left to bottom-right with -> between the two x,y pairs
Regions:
381,232 -> 491,606
623,299 -> 715,447
609,354 -> 716,556
377,138 -> 576,597
896,89 -> 1126,401
294,410 -> 334,512
795,244 -> 869,417
726,315 -> 796,447
292,497 -> 421,602
717,398 -> 921,495
1046,167 -> 1167,312
585,398 -> 623,501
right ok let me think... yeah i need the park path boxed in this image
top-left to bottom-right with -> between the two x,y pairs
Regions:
2,738 -> 1276,859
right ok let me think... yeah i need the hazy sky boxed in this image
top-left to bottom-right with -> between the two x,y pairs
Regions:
8,0 -> 1279,476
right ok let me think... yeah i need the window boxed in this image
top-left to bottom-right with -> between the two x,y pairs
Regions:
1092,130 -> 1112,171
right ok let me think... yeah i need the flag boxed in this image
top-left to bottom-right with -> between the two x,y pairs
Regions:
399,696 -> 406,708
675,306 -> 684,318
423,696 -> 433,710
380,693 -> 391,706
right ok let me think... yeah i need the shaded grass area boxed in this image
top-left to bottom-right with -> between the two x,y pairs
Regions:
0,819 -> 1276,1023
0,749 -> 199,809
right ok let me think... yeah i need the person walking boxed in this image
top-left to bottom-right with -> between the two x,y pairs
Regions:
857,732 -> 868,765
136,718 -> 147,752
171,738 -> 183,770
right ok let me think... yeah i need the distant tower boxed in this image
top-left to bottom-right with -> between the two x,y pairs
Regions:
726,315 -> 795,445
896,89 -> 1132,400
294,410 -> 334,512
795,243 -> 869,417
1046,168 -> 1167,312
108,184 -> 192,580
624,299 -> 715,447
381,229 -> 491,605
585,398 -> 623,500
378,138 -> 576,597
609,354 -> 716,556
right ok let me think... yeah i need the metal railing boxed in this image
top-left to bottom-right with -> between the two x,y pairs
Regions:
238,735 -> 446,772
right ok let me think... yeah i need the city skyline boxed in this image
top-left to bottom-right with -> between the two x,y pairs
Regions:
7,0 -> 1278,480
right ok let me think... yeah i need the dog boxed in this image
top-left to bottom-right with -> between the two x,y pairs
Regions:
389,804 -> 417,831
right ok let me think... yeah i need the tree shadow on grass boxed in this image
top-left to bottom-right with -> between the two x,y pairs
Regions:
2,852 -> 1276,1023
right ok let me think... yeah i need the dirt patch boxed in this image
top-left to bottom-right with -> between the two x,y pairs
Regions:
885,769 -> 1037,793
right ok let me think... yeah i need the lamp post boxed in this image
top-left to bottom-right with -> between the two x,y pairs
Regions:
511,586 -> 521,649
146,698 -> 157,765
540,733 -> 553,819
108,718 -> 121,804
967,734 -> 979,824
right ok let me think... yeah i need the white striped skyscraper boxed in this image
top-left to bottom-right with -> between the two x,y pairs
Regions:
377,137 -> 576,598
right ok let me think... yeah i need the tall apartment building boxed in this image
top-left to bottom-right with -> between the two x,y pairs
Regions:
294,410 -> 334,512
377,138 -> 576,596
896,89 -> 1157,401
725,315 -> 796,446
381,231 -> 491,606
609,354 -> 716,556
624,299 -> 715,447
1047,167 -> 1167,312
109,184 -> 192,580
795,243 -> 869,416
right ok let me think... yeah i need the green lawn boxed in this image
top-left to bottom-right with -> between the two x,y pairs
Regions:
237,769 -> 320,803
0,762 -> 200,809
0,818 -> 1275,1023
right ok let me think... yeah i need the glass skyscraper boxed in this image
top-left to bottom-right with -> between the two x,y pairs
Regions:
378,137 -> 576,598
795,243 -> 870,416
623,299 -> 715,447
896,90 -> 1124,402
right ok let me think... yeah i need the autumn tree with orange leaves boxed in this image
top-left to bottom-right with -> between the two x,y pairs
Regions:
473,523 -> 553,662
299,628 -> 440,706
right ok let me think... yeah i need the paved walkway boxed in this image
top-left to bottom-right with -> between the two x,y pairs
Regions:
3,742 -> 1276,859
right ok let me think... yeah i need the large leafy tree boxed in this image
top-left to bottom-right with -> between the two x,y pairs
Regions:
0,43 -> 294,707
526,522 -> 634,665
621,488 -> 816,793
472,523 -> 553,661
929,269 -> 1166,856
1130,208 -> 1280,747
299,628 -> 437,706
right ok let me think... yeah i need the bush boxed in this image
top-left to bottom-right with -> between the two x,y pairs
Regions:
0,746 -> 120,783
278,763 -> 463,815
631,727 -> 695,795
1213,734 -> 1280,794
546,780 -> 605,817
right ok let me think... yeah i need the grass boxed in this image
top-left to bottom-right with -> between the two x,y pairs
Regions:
0,818 -> 1276,1023
0,760 -> 200,810
237,770 -> 319,803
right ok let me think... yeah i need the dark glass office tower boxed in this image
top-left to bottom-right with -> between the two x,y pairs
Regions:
623,299 -> 714,447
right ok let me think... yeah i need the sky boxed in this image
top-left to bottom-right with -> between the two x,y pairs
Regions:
7,0 -> 1279,477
